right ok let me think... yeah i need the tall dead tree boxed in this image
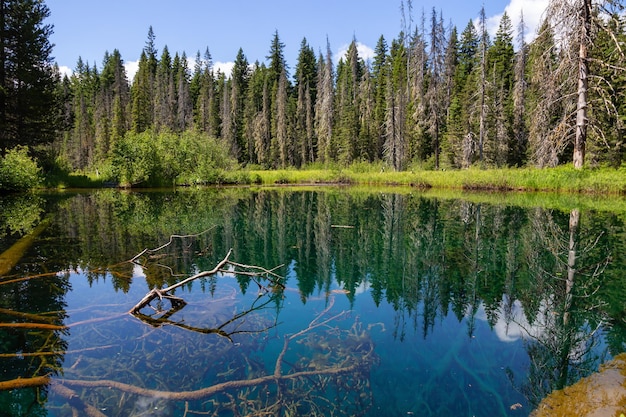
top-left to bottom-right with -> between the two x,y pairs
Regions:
574,0 -> 592,169
544,0 -> 622,169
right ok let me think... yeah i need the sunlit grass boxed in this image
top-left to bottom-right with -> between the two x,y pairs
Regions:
249,164 -> 626,195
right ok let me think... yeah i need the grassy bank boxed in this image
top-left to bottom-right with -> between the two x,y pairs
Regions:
43,162 -> 626,195
249,165 -> 626,195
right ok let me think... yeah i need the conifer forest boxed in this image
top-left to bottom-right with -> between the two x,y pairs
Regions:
2,0 -> 626,186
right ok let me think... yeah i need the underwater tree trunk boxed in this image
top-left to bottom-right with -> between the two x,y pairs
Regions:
0,218 -> 50,276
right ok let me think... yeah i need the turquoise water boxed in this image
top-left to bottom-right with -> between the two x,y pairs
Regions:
1,189 -> 623,416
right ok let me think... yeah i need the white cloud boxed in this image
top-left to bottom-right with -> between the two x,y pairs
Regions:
214,61 -> 234,77
486,0 -> 550,44
125,60 -> 139,81
335,42 -> 376,64
474,297 -> 549,343
57,65 -> 73,78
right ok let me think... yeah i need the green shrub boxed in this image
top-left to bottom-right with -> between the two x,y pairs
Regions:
0,146 -> 42,191
110,129 -> 239,187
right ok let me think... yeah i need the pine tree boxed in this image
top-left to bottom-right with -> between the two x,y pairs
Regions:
131,28 -> 158,133
176,51 -> 192,131
315,40 -> 334,163
243,62 -> 266,164
335,40 -> 363,164
97,49 -> 130,160
0,0 -> 57,151
294,38 -> 318,165
425,9 -> 447,169
69,58 -> 98,168
194,48 -> 219,137
486,11 -> 514,166
586,11 -> 626,165
446,20 -> 478,167
384,36 -> 408,170
372,36 -> 389,160
231,48 -> 249,161
153,46 -> 173,131
441,26 -> 459,166
511,12 -> 528,166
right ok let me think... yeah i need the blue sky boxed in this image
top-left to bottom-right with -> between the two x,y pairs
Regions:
45,0 -> 549,79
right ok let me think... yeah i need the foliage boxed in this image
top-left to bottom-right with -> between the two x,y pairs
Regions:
29,4 -> 623,178
0,0 -> 58,152
0,146 -> 42,191
110,129 -> 239,187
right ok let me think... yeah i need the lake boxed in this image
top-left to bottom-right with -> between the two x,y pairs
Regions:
1,187 -> 624,416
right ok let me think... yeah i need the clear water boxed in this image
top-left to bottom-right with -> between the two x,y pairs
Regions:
0,188 -> 624,416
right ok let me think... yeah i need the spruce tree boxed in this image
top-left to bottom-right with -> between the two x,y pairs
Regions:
294,38 -> 318,165
371,36 -> 389,160
0,0 -> 57,151
231,48 -> 249,161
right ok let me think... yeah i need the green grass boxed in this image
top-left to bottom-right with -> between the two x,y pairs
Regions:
42,170 -> 105,189
248,165 -> 626,195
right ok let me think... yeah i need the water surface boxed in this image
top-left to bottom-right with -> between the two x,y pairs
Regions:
0,188 -> 624,416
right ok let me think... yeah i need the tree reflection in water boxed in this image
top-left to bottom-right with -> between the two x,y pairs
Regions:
0,189 -> 625,416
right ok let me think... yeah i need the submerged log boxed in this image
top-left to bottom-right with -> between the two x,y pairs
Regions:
0,218 -> 51,277
0,376 -> 50,391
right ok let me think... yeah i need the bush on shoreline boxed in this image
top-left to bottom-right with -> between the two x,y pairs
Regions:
0,146 -> 42,191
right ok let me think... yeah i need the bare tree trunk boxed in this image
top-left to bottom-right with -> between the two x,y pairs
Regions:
478,7 -> 488,164
574,0 -> 591,169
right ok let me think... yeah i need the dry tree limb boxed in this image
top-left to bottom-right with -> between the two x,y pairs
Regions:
0,345 -> 115,359
0,307 -> 59,323
129,227 -> 216,263
0,323 -> 67,330
57,295 -> 375,407
53,344 -> 374,401
50,382 -> 108,417
129,249 -> 234,314
0,375 -> 50,391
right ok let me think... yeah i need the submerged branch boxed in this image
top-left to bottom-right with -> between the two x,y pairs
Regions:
0,375 -> 50,391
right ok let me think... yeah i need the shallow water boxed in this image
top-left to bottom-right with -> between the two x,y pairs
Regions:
0,188 -> 624,416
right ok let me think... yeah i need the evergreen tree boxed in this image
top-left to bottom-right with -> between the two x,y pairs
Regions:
0,0 -> 57,151
445,20 -> 478,167
294,38 -> 317,165
194,48 -> 219,138
384,36 -> 408,170
315,39 -> 334,163
96,49 -> 129,161
131,28 -> 158,133
153,46 -> 173,131
425,9 -> 447,169
586,11 -> 626,166
69,58 -> 98,168
441,26 -> 458,166
511,12 -> 528,166
371,36 -> 389,160
335,40 -> 363,164
176,51 -> 192,131
486,11 -> 514,166
231,48 -> 249,161
243,62 -> 266,164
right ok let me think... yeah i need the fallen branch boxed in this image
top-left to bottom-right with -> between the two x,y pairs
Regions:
129,227 -> 216,263
0,376 -> 50,391
53,351 -> 372,401
0,323 -> 67,330
129,249 -> 234,314
50,382 -> 107,417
